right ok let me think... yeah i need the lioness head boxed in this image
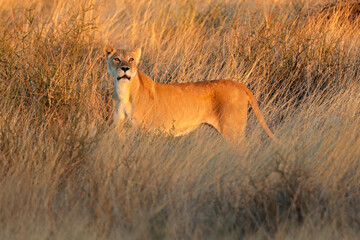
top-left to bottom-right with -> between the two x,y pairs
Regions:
103,46 -> 141,83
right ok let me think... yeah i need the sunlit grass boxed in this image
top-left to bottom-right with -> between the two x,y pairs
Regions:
0,0 -> 359,239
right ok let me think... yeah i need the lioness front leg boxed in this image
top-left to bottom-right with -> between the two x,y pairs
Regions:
113,100 -> 125,129
113,99 -> 133,130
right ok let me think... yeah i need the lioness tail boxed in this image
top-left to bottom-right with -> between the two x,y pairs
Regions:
241,84 -> 278,142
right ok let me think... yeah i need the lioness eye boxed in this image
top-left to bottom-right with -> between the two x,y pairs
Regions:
113,57 -> 120,62
129,58 -> 134,63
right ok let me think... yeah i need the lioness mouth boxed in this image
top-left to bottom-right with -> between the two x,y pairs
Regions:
117,76 -> 131,81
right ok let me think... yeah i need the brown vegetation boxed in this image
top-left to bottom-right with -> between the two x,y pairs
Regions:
316,0 -> 360,21
0,0 -> 359,239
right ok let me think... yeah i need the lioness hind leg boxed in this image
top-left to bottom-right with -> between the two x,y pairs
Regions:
218,105 -> 248,144
220,116 -> 247,143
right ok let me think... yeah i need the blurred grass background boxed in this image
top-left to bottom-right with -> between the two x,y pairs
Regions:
0,0 -> 359,239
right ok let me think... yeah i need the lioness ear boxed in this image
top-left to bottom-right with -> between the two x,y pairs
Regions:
103,46 -> 116,59
133,48 -> 142,63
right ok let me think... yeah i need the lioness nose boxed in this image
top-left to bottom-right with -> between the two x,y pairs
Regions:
121,66 -> 130,72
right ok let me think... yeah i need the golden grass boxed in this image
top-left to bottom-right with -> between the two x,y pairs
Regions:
1,0 -> 360,239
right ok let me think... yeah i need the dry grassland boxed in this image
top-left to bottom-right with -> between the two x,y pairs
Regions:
0,0 -> 360,239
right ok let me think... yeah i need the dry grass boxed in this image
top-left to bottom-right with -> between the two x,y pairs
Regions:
1,0 -> 360,239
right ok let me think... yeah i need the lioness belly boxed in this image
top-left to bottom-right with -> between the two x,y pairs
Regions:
131,101 -> 214,135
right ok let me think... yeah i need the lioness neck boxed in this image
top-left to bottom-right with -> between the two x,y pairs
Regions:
116,82 -> 131,102
135,70 -> 156,99
137,70 -> 155,92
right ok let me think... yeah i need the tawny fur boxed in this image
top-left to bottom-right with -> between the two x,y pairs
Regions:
103,46 -> 276,142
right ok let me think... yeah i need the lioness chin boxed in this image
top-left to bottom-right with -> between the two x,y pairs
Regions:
103,46 -> 277,143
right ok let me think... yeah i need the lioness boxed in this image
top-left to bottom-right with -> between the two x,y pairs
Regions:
103,46 -> 276,142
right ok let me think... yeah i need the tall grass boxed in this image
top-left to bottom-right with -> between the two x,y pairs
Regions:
1,0 -> 360,239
